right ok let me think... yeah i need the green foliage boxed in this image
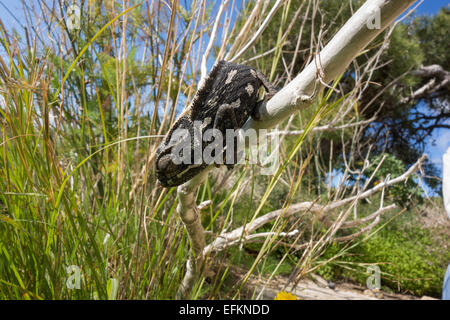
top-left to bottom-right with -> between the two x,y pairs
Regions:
0,1 -> 190,300
364,153 -> 423,206
228,245 -> 294,277
383,23 -> 424,86
413,7 -> 450,70
316,210 -> 449,298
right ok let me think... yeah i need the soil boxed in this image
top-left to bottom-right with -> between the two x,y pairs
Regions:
227,266 -> 438,300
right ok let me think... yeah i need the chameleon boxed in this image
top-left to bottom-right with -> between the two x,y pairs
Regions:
155,60 -> 277,188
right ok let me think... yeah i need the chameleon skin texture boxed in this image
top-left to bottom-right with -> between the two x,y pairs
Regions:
155,60 -> 276,187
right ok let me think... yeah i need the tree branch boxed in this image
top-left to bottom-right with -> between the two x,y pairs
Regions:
244,0 -> 417,130
175,0 -> 418,298
400,64 -> 450,104
203,156 -> 424,256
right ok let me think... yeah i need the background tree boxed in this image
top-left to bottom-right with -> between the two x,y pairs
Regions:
256,0 -> 448,193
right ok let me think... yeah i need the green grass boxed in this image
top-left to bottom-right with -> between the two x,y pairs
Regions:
0,6 -> 190,299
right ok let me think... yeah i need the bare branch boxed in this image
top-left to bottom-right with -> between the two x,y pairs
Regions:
203,155 -> 424,256
272,118 -> 375,136
401,64 -> 450,103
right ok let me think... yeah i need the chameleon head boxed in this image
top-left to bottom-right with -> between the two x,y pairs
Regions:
156,149 -> 208,188
155,149 -> 195,187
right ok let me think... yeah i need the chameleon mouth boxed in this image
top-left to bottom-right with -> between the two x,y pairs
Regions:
156,154 -> 202,182
173,164 -> 203,179
156,153 -> 206,187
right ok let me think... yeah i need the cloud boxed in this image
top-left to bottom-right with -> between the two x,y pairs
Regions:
426,129 -> 450,171
437,130 -> 450,153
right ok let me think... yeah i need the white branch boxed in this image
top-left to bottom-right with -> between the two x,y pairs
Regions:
341,204 -> 395,229
271,118 -> 375,136
203,155 -> 425,255
401,64 -> 450,103
176,167 -> 213,298
323,154 -> 426,212
243,0 -> 417,130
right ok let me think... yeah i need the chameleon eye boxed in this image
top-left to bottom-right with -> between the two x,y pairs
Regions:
157,154 -> 177,172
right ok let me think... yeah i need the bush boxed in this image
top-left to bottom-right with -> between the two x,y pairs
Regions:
316,209 -> 449,297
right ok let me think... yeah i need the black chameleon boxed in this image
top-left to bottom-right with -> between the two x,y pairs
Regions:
155,60 -> 276,187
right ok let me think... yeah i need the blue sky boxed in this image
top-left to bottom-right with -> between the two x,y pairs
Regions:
414,0 -> 449,15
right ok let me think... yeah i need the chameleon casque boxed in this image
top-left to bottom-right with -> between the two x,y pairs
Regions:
155,60 -> 277,188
